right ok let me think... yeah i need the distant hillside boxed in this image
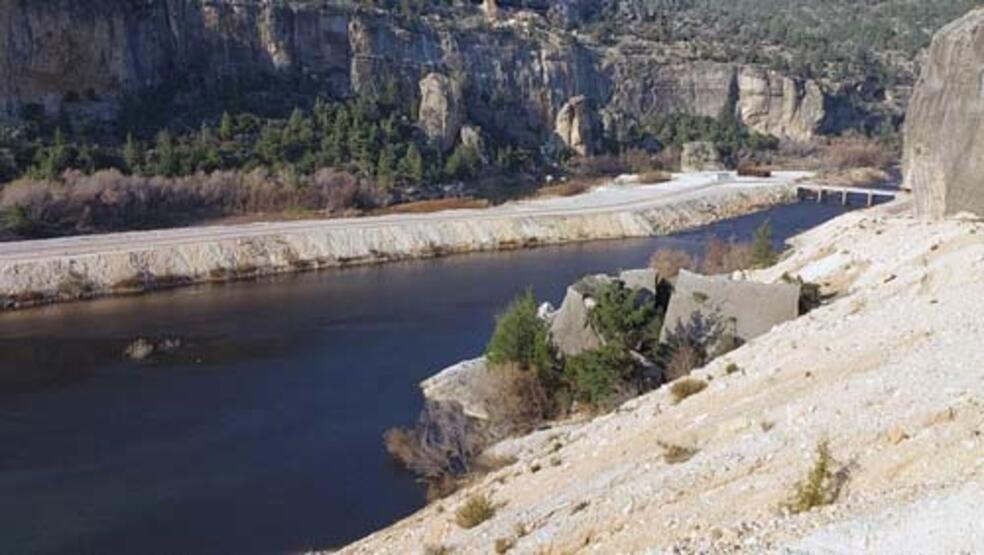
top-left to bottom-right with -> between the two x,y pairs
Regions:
0,0 -> 977,239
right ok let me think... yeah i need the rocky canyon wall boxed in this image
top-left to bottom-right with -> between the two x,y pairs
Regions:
0,0 -> 842,149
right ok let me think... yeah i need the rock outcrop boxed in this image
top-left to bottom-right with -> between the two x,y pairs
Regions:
418,73 -> 465,152
737,67 -> 826,142
548,275 -> 610,356
554,96 -> 598,156
903,8 -> 984,218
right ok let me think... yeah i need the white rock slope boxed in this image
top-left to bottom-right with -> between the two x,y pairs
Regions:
342,203 -> 984,554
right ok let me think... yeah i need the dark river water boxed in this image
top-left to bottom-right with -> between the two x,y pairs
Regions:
0,202 -> 851,555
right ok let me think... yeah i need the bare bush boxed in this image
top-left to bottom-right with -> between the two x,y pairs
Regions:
0,167 -> 376,239
649,248 -> 697,280
823,137 -> 895,170
566,149 -> 664,178
701,238 -> 754,275
663,343 -> 703,382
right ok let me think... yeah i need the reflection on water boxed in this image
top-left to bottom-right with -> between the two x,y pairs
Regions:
0,203 -> 850,555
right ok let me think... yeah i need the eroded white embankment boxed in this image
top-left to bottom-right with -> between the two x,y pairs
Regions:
0,181 -> 795,308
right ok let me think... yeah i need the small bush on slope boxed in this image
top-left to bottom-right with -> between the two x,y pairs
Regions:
670,377 -> 707,403
787,440 -> 843,513
456,494 -> 496,529
563,344 -> 636,408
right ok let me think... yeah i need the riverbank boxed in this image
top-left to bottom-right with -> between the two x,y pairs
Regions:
0,172 -> 803,310
342,200 -> 984,553
0,203 -> 853,555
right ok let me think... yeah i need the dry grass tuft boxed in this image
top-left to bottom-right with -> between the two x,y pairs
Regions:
456,494 -> 496,529
670,377 -> 707,403
658,441 -> 699,464
494,537 -> 516,553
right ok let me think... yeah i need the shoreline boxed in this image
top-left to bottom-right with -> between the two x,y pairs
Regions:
0,173 -> 801,311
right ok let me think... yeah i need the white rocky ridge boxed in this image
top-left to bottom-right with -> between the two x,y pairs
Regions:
0,172 -> 801,309
340,200 -> 984,554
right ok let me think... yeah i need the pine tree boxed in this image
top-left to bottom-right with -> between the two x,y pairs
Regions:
750,220 -> 778,268
152,130 -> 178,177
399,142 -> 425,184
219,111 -> 235,141
376,144 -> 398,188
32,128 -> 72,181
123,133 -> 143,175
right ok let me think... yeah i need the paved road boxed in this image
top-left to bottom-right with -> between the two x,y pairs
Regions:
0,172 -> 805,263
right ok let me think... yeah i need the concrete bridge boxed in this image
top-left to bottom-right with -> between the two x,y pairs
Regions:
797,184 -> 901,207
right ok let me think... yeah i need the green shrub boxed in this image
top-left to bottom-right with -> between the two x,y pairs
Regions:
485,290 -> 555,376
588,281 -> 663,355
455,494 -> 496,529
563,344 -> 634,407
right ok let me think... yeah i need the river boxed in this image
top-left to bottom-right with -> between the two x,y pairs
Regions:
0,202 -> 850,554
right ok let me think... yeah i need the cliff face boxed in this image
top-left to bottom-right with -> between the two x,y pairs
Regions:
903,8 -> 984,218
0,0 -> 842,146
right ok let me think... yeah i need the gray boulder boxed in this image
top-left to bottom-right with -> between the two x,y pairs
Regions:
618,268 -> 659,295
681,141 -> 725,172
418,72 -> 464,152
549,274 -> 611,356
903,8 -> 984,218
661,270 -> 800,344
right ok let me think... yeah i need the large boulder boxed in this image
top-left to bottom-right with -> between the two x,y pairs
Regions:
661,270 -> 801,344
420,358 -> 499,421
418,72 -> 464,152
549,275 -> 610,356
903,9 -> 984,218
555,95 -> 598,157
681,141 -> 725,172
